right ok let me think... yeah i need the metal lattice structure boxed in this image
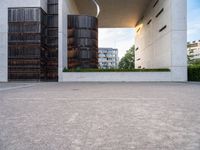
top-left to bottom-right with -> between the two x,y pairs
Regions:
8,0 -> 58,81
47,0 -> 58,80
68,15 -> 98,69
8,7 -> 48,80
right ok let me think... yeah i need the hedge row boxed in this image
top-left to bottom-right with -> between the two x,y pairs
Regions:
188,65 -> 200,81
63,68 -> 170,72
63,67 -> 200,81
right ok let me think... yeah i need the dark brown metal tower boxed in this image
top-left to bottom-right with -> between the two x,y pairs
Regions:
68,15 -> 98,69
8,7 -> 48,80
8,0 -> 59,81
47,0 -> 58,80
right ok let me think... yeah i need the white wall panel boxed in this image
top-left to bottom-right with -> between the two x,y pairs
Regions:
135,0 -> 187,81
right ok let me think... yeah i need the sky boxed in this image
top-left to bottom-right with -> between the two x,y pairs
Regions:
99,0 -> 200,59
187,0 -> 200,41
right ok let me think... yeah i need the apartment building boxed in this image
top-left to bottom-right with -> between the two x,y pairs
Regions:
187,41 -> 200,61
98,48 -> 118,69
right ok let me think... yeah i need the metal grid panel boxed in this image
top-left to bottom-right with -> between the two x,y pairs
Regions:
8,8 -> 47,81
8,1 -> 59,81
47,0 -> 58,80
68,15 -> 98,69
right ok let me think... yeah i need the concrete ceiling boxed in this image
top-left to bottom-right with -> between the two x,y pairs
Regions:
74,0 -> 152,28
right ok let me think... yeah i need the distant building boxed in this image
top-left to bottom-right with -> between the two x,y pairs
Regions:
187,41 -> 200,61
98,48 -> 119,69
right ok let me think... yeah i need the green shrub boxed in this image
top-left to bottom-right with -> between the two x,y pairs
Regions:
188,65 -> 200,81
63,68 -> 170,72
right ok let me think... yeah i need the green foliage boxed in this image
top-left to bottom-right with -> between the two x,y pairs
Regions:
118,45 -> 135,69
188,64 -> 200,81
63,68 -> 170,72
189,58 -> 200,65
188,47 -> 200,65
188,49 -> 194,64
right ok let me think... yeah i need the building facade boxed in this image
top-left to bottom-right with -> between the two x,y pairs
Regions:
4,0 -> 59,81
187,41 -> 200,61
98,48 -> 118,69
134,0 -> 187,81
68,15 -> 98,69
8,7 -> 48,80
0,0 -> 187,82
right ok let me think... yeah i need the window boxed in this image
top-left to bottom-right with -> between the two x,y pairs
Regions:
159,25 -> 167,32
153,0 -> 159,8
156,8 -> 164,18
147,19 -> 152,25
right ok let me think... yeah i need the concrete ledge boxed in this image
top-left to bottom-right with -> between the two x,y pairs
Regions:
62,72 -> 172,82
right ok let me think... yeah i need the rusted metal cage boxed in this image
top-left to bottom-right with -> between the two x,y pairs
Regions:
68,15 -> 98,69
8,7 -> 48,81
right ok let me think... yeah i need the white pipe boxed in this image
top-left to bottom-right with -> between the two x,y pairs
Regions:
92,0 -> 100,17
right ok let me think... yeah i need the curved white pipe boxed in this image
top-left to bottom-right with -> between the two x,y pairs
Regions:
92,0 -> 100,17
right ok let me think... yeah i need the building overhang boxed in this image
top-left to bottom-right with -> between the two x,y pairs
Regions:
74,0 -> 152,28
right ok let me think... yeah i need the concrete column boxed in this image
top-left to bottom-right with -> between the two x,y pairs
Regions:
170,0 -> 187,81
58,0 -> 79,82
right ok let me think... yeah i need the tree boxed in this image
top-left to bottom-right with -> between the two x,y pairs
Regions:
188,48 -> 200,65
118,45 -> 135,69
188,48 -> 195,65
189,58 -> 200,66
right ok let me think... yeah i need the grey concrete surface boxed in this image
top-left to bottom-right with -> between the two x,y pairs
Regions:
0,82 -> 200,150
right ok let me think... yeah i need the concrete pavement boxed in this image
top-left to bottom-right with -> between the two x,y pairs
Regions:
0,82 -> 200,150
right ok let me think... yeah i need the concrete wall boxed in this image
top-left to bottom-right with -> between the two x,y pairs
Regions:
58,0 -> 79,81
135,0 -> 187,81
170,0 -> 187,81
0,0 -> 47,82
62,72 -> 172,82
